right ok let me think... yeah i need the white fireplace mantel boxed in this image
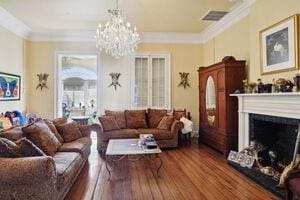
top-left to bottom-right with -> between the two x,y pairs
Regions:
230,93 -> 300,151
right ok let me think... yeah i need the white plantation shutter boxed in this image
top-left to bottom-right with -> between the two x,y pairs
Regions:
132,54 -> 170,109
134,57 -> 149,107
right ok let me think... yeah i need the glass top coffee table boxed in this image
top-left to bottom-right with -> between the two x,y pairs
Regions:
105,139 -> 163,180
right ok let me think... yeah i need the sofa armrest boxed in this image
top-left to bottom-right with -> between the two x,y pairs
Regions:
171,120 -> 184,136
78,124 -> 92,137
0,156 -> 57,200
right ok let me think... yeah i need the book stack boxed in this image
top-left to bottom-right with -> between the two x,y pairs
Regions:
139,134 -> 158,149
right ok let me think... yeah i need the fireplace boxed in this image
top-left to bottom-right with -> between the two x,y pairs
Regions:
230,93 -> 300,197
249,114 -> 300,168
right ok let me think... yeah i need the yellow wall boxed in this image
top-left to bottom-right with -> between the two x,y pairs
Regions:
0,26 -> 26,113
202,0 -> 300,82
26,42 -> 202,129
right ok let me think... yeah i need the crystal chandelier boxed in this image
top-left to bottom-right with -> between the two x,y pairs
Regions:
96,0 -> 140,59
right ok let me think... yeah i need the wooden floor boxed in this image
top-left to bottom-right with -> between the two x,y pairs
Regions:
65,139 -> 278,200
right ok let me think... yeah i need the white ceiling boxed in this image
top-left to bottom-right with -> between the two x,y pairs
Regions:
0,0 -> 236,33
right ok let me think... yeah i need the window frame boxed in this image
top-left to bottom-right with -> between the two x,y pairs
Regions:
130,53 -> 171,110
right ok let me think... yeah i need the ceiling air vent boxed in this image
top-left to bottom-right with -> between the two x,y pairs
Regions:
200,10 -> 229,21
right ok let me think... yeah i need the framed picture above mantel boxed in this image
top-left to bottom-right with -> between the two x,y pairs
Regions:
260,14 -> 299,75
0,72 -> 21,101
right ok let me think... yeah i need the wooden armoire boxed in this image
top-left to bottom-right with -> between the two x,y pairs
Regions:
198,56 -> 246,156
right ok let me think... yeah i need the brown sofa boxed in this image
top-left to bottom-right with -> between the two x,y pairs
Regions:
0,118 -> 92,200
92,109 -> 183,153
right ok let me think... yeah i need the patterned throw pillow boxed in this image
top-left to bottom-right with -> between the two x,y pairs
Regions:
0,138 -> 20,158
99,116 -> 120,132
157,116 -> 174,130
16,138 -> 46,157
105,110 -> 127,129
125,110 -> 148,129
22,121 -> 62,156
147,109 -> 167,128
0,126 -> 24,141
278,154 -> 300,188
44,119 -> 64,143
56,122 -> 82,143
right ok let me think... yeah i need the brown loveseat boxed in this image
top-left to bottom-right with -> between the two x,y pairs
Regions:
0,118 -> 92,200
92,109 -> 183,153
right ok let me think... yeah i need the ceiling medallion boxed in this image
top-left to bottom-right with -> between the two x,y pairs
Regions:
96,0 -> 140,59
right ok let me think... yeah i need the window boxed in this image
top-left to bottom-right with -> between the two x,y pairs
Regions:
131,53 -> 170,109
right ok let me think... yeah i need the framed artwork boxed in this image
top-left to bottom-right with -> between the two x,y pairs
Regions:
260,14 -> 299,75
0,72 -> 21,101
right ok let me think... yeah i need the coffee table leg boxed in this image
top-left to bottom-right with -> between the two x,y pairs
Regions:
156,154 -> 163,178
105,161 -> 112,180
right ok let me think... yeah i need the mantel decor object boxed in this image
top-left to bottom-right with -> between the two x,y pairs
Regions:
36,73 -> 49,91
260,14 -> 299,75
108,73 -> 121,90
178,72 -> 190,89
0,72 -> 21,101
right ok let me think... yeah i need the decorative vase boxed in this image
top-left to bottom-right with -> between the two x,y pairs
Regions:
293,74 -> 300,92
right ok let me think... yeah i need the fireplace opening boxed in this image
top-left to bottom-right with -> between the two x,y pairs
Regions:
229,114 -> 300,198
249,114 -> 299,172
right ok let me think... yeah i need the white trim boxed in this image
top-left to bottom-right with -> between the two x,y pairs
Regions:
0,7 -> 31,38
54,51 -> 101,118
1,0 -> 255,43
199,0 -> 256,43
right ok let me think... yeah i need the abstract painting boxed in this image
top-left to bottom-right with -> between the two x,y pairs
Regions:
0,72 -> 21,101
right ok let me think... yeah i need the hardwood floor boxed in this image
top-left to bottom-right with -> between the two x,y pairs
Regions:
65,139 -> 278,200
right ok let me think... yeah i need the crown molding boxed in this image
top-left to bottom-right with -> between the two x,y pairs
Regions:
199,0 -> 256,43
0,0 -> 256,44
0,7 -> 31,38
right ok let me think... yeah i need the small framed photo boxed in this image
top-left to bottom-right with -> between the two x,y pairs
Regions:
227,151 -> 239,163
260,14 -> 299,75
0,72 -> 21,101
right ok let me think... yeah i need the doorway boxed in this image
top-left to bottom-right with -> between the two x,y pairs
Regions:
55,53 -> 99,123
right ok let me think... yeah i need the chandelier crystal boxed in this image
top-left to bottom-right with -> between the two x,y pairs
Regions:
96,0 -> 140,59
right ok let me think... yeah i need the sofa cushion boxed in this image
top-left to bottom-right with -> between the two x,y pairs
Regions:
105,110 -> 127,129
137,128 -> 173,140
0,137 -> 20,157
102,129 -> 139,142
16,138 -> 46,157
125,110 -> 148,129
22,121 -> 62,156
157,116 -> 174,130
147,109 -> 167,128
173,110 -> 186,120
0,126 -> 24,141
99,116 -> 120,132
44,119 -> 64,143
58,137 -> 92,155
52,117 -> 68,126
53,152 -> 83,190
56,122 -> 82,143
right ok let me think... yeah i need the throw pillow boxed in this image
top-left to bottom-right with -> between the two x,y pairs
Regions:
0,126 -> 24,141
278,154 -> 300,187
157,116 -> 174,130
56,122 -> 82,142
0,138 -> 20,158
105,110 -> 127,129
16,138 -> 46,157
22,121 -> 61,156
147,109 -> 167,128
125,110 -> 148,129
99,116 -> 120,132
44,119 -> 64,143
52,117 -> 68,126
